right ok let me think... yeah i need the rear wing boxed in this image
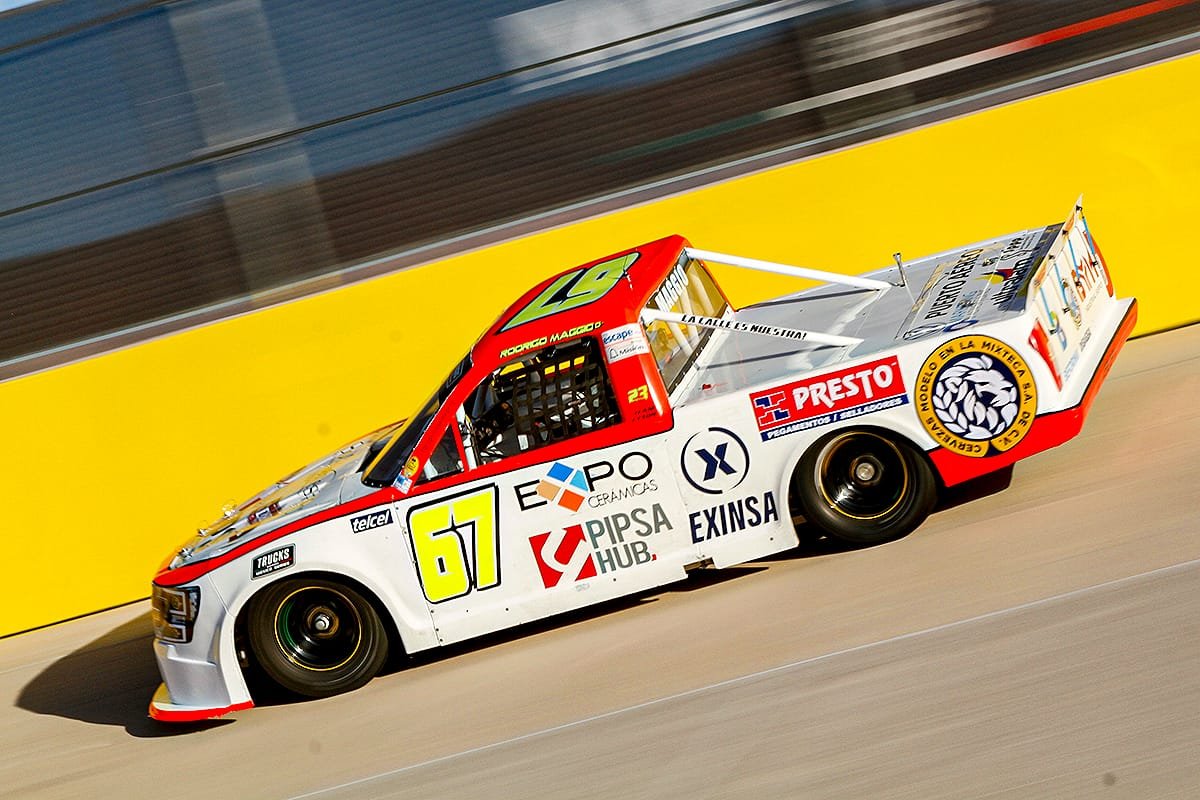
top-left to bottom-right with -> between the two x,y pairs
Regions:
1026,198 -> 1116,389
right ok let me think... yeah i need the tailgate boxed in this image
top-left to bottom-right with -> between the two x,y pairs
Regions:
1026,198 -> 1117,390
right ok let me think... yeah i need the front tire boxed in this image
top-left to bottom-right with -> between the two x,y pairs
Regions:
794,429 -> 936,545
247,577 -> 388,698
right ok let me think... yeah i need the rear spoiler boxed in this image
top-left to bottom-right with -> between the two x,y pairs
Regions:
1026,197 -> 1117,389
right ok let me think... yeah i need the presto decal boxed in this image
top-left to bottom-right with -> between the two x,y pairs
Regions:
749,356 -> 908,441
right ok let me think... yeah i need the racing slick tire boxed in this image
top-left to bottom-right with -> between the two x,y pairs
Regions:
247,577 -> 389,698
794,429 -> 936,546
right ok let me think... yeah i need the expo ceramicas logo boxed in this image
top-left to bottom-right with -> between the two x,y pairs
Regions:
915,335 -> 1038,458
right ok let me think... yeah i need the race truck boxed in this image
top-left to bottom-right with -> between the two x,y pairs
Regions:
150,198 -> 1136,721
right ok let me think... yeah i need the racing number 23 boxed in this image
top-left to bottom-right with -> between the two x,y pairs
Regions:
407,486 -> 500,604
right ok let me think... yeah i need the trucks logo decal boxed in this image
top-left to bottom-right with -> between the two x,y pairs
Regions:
680,427 -> 749,495
748,356 -> 909,441
915,335 -> 1037,458
529,504 -> 669,588
252,545 -> 295,579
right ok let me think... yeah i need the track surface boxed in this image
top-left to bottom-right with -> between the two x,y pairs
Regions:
2,324 -> 1198,799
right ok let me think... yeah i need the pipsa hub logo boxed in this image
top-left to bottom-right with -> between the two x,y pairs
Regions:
528,504 -> 671,588
915,335 -> 1037,458
749,356 -> 908,441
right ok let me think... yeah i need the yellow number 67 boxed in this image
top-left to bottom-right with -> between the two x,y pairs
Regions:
406,486 -> 500,604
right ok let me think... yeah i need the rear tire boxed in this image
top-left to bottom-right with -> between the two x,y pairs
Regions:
795,429 -> 936,545
247,577 -> 388,698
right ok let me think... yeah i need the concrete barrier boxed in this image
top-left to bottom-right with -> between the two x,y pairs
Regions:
2,52 -> 1196,637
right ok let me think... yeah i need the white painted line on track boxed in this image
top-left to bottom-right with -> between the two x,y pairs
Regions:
288,555 -> 1200,799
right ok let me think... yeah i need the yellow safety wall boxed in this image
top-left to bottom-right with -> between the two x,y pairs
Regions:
2,53 -> 1197,637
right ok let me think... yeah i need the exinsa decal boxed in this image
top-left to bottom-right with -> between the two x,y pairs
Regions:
688,492 -> 779,542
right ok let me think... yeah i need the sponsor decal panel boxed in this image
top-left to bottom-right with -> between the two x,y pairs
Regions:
689,492 -> 779,542
678,427 -> 778,542
899,228 -> 1057,336
680,427 -> 749,495
602,323 -> 651,364
350,508 -> 393,533
529,504 -> 671,588
252,545 -> 295,579
748,356 -> 908,441
516,452 -> 657,511
534,462 -> 591,511
915,335 -> 1037,458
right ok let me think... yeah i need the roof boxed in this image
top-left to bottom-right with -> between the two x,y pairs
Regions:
473,234 -> 688,367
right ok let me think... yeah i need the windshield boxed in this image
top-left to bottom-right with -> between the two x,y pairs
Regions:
361,354 -> 472,487
643,255 -> 728,393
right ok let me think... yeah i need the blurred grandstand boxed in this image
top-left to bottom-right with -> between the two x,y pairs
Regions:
1,0 -> 1196,376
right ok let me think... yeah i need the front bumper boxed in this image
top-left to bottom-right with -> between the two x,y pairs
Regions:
149,682 -> 254,722
149,577 -> 255,722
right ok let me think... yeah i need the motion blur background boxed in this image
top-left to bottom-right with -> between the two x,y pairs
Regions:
4,0 -> 1197,374
2,0 -> 1198,635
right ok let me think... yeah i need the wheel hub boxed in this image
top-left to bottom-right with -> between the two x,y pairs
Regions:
851,456 -> 881,484
306,605 -> 340,638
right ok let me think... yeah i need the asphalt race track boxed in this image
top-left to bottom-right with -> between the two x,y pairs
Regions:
2,324 -> 1197,799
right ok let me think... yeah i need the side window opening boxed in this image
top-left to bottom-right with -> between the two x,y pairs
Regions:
644,256 -> 728,393
421,425 -> 464,482
463,336 -> 620,465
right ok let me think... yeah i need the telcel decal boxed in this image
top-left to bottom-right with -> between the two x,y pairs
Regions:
350,508 -> 393,533
528,503 -> 671,588
749,356 -> 908,441
915,335 -> 1037,457
515,452 -> 657,511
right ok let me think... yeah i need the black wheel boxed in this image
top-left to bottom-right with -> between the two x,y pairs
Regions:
794,429 -> 936,545
247,577 -> 388,698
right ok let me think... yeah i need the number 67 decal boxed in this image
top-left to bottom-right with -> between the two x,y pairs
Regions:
406,485 -> 501,604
